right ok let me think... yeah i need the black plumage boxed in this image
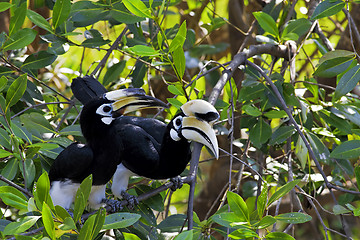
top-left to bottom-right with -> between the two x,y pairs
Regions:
70,76 -> 219,203
49,77 -> 167,210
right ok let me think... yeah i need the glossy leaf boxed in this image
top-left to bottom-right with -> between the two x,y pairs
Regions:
74,175 -> 92,223
122,233 -> 142,240
249,117 -> 272,148
314,50 -> 355,78
174,230 -> 193,240
0,2 -> 13,12
0,186 -> 27,211
211,212 -> 247,228
355,166 -> 360,191
0,76 -> 7,93
169,21 -> 187,53
330,140 -> 360,159
42,202 -> 56,240
102,212 -> 141,230
265,232 -> 295,240
257,183 -> 268,218
228,229 -> 258,239
110,9 -> 145,24
22,51 -> 57,70
311,0 -> 345,20
269,125 -> 295,145
127,45 -> 160,56
306,131 -> 331,164
52,0 -> 71,29
3,216 -> 40,236
276,212 -> 312,224
158,214 -> 187,232
268,180 -> 300,206
8,2 -> 27,36
122,0 -> 152,18
1,159 -> 18,183
253,12 -> 279,38
3,28 -> 37,51
334,65 -> 360,99
173,47 -> 186,79
281,18 -> 312,40
227,191 -> 249,222
6,74 -> 27,111
243,104 -> 262,117
27,9 -> 54,33
168,84 -> 185,96
255,215 -> 276,229
33,172 -> 54,211
103,61 -> 126,86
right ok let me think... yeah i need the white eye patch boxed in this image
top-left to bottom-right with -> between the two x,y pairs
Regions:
170,128 -> 181,141
96,103 -> 113,116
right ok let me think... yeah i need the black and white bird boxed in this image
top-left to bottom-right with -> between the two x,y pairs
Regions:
49,77 -> 167,210
70,76 -> 219,206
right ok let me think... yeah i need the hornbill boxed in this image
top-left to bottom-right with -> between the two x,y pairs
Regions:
70,76 -> 219,206
49,77 -> 167,211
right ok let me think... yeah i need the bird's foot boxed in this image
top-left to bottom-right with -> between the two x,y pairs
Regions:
170,176 -> 183,191
121,191 -> 139,210
102,198 -> 123,213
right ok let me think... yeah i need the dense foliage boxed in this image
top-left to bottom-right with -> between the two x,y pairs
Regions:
0,0 -> 360,239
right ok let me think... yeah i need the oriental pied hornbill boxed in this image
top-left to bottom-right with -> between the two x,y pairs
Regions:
49,77 -> 167,210
71,76 -> 219,206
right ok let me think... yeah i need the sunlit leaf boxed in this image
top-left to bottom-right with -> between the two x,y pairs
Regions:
311,0 -> 345,20
227,191 -> 249,222
53,0 -> 71,29
268,180 -> 300,206
27,9 -> 54,33
8,2 -> 27,36
6,74 -> 27,111
122,0 -> 152,18
253,12 -> 279,38
3,28 -> 37,51
275,212 -> 312,224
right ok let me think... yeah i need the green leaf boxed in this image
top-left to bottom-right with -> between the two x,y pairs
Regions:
0,2 -> 13,12
127,45 -> 160,56
249,117 -> 272,148
22,51 -> 57,70
110,9 -> 145,24
281,18 -> 312,41
355,166 -> 360,191
275,212 -> 312,224
1,159 -> 18,183
79,209 -> 105,240
74,175 -> 92,222
158,214 -> 187,232
0,149 -> 12,158
330,140 -> 360,159
253,12 -> 279,38
311,0 -> 345,20
27,9 -> 54,33
135,185 -> 164,212
257,183 -> 268,218
6,74 -> 27,111
269,126 -> 295,145
333,205 -> 351,215
122,0 -> 152,18
8,2 -> 27,36
227,191 -> 249,222
52,0 -> 71,29
254,215 -> 276,229
211,212 -> 247,228
3,216 -> 40,236
335,65 -> 360,99
173,47 -> 186,79
42,202 -> 56,240
174,230 -> 193,240
306,131 -> 331,164
0,186 -> 27,210
314,50 -> 355,78
238,83 -> 265,102
243,104 -> 262,117
169,21 -> 187,53
168,84 -> 185,96
33,172 -> 54,211
228,229 -> 258,239
20,159 -> 36,189
268,180 -> 300,206
102,212 -> 141,230
167,98 -> 183,109
3,28 -> 37,51
103,61 -> 126,86
265,232 -> 295,240
0,76 -> 8,93
122,233 -> 141,240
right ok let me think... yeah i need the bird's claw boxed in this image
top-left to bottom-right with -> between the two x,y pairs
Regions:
170,176 -> 183,191
121,191 -> 139,210
102,198 -> 123,213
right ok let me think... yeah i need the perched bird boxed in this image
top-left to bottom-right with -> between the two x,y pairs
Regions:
70,76 -> 219,206
49,77 -> 167,211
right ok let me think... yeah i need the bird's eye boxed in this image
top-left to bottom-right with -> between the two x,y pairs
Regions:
173,115 -> 183,130
96,103 -> 113,116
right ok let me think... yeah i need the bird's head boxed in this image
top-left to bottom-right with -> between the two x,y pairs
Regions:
169,99 -> 219,159
80,88 -> 167,139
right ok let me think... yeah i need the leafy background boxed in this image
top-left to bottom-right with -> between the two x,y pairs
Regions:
0,0 -> 360,239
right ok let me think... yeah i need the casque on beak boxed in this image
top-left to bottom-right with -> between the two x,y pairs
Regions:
104,88 -> 168,117
180,100 -> 219,159
181,116 -> 219,159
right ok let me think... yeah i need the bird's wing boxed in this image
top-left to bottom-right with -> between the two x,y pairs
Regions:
49,142 -> 94,183
115,118 -> 165,176
71,75 -> 107,105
